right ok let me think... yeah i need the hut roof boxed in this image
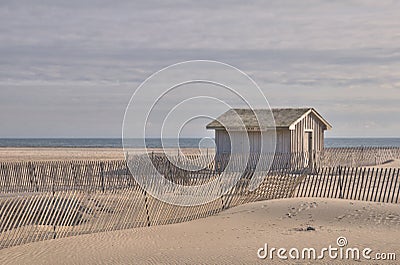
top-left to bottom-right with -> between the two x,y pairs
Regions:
206,108 -> 332,131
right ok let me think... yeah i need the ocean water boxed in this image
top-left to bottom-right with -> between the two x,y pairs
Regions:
324,138 -> 400,148
0,138 -> 400,148
0,138 -> 213,148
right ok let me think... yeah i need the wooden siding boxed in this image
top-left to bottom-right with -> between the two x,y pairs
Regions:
260,131 -> 276,153
276,129 -> 291,153
290,112 -> 325,153
215,130 -> 231,155
215,130 -> 276,154
215,111 -> 326,155
216,129 -> 286,154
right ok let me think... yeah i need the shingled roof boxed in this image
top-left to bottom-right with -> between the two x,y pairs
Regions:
206,108 -> 331,130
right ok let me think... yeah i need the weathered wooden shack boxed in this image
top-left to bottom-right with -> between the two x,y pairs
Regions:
206,108 -> 332,157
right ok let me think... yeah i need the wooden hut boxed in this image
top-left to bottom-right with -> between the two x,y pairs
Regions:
206,108 -> 332,168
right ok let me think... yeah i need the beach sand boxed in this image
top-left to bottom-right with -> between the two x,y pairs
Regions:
0,148 -> 125,162
371,159 -> 400,168
0,149 -> 398,264
0,147 -> 212,162
0,197 -> 398,264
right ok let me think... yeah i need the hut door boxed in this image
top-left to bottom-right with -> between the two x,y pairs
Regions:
304,131 -> 313,167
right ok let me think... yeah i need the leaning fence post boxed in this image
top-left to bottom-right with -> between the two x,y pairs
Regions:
100,162 -> 105,192
28,162 -> 38,192
51,164 -> 56,239
51,165 -> 55,195
143,189 -> 151,227
338,166 -> 343,199
220,194 -> 225,210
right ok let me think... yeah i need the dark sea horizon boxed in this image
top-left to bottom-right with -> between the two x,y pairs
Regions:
0,138 -> 399,148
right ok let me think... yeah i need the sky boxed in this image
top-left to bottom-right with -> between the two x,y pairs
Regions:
0,0 -> 399,138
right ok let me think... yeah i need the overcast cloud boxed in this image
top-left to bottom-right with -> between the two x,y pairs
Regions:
0,0 -> 399,137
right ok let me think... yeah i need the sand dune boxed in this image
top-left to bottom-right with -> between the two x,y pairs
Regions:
0,198 -> 398,265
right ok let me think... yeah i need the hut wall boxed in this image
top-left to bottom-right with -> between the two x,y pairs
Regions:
290,112 -> 325,153
215,129 -> 231,155
215,130 -> 254,154
215,111 -> 326,156
215,130 -> 276,155
260,130 -> 276,153
276,129 -> 291,153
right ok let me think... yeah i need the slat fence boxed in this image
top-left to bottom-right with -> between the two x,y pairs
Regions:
0,155 -> 304,249
1,147 -> 399,249
295,167 -> 400,203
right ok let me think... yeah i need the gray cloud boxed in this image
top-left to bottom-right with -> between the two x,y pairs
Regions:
0,0 -> 399,137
